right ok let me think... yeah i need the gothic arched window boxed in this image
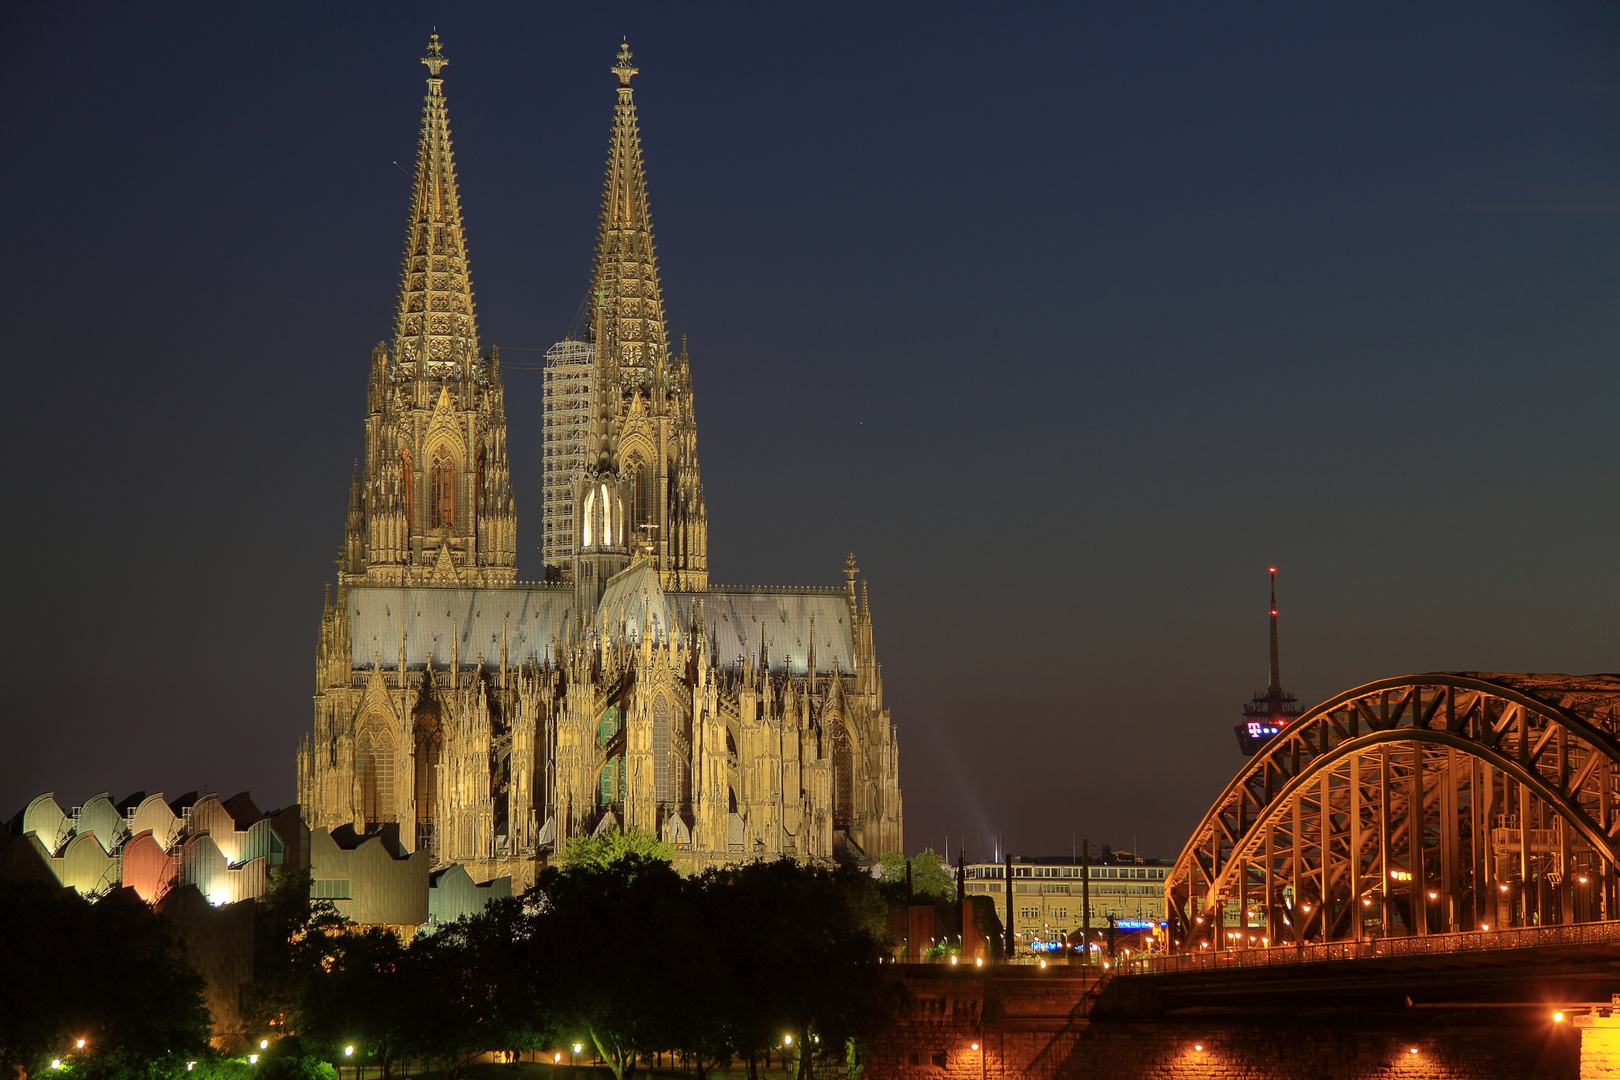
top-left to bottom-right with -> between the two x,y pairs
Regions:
431,451 -> 455,529
600,484 -> 613,547
583,488 -> 595,549
413,700 -> 442,855
474,448 -> 486,531
653,695 -> 672,804
829,715 -> 854,829
627,457 -> 656,543
357,721 -> 396,829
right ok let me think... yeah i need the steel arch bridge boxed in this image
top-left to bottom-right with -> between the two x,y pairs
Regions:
1165,672 -> 1620,950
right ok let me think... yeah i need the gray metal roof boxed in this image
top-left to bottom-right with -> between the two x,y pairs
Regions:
596,561 -> 676,645
348,587 -> 575,669
670,590 -> 854,676
346,583 -> 855,675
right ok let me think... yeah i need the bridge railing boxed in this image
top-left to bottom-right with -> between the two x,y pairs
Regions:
1125,919 -> 1620,975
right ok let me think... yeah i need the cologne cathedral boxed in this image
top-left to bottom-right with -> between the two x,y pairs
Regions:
297,37 -> 903,885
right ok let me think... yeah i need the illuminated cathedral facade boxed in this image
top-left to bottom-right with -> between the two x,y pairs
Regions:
297,38 -> 903,884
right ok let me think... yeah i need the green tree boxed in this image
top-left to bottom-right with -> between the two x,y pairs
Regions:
296,926 -> 409,1078
699,859 -> 901,1080
523,853 -> 686,1080
0,880 -> 211,1080
560,828 -> 674,870
397,902 -> 553,1080
242,867 -> 344,1043
876,849 -> 953,903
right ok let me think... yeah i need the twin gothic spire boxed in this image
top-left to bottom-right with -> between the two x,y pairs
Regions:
359,35 -> 703,592
389,35 -> 670,385
590,42 -> 672,392
392,33 -> 479,372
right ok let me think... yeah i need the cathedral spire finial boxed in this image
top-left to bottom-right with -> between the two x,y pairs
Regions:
421,32 -> 449,78
611,40 -> 638,87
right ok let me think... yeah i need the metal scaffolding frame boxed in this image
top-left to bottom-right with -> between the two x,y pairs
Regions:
541,338 -> 593,575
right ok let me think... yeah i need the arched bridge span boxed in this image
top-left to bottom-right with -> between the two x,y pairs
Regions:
1166,673 -> 1620,949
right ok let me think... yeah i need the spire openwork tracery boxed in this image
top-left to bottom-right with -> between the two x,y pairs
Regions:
591,41 -> 668,391
393,32 -> 479,371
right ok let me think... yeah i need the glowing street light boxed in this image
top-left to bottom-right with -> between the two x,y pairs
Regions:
344,1047 -> 354,1058
1554,1012 -> 1566,1023
51,1061 -> 62,1071
249,1055 -> 259,1065
75,1040 -> 86,1050
260,1041 -> 269,1050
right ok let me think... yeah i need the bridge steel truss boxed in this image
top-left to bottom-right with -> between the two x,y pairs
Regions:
1166,673 -> 1620,951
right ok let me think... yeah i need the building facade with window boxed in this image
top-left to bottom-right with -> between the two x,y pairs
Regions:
297,38 -> 903,887
964,851 -> 1172,943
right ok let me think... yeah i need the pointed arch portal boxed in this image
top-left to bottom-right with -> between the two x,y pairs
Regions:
1166,673 -> 1620,948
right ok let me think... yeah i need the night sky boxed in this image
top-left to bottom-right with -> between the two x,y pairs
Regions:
6,4 -> 1618,862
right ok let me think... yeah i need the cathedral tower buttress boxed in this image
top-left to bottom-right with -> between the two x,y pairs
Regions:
342,33 -> 516,589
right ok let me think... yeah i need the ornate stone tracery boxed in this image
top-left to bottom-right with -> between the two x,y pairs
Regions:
299,37 -> 902,887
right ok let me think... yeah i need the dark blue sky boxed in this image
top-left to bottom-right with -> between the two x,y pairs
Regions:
5,4 -> 1617,860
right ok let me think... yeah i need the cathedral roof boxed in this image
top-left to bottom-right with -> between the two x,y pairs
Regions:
347,587 -> 576,670
343,581 -> 856,675
670,589 -> 854,676
596,557 -> 676,645
392,33 -> 480,372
